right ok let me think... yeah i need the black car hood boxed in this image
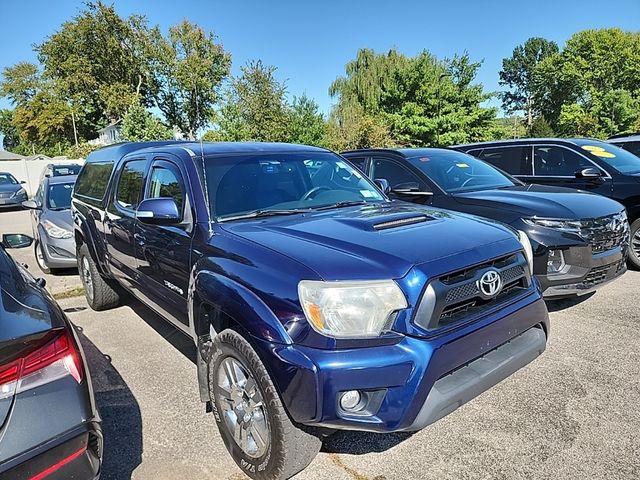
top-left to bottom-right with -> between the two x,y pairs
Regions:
453,184 -> 623,219
220,203 -> 521,280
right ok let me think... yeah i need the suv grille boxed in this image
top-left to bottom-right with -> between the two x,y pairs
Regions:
580,213 -> 629,253
415,252 -> 532,332
582,258 -> 626,287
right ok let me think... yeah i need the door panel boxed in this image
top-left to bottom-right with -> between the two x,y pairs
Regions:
105,158 -> 147,285
135,158 -> 192,327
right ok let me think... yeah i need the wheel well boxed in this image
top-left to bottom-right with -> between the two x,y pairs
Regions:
74,230 -> 84,251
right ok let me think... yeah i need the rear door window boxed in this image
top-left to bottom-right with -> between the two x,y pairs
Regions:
116,160 -> 147,210
476,146 -> 532,175
74,161 -> 114,203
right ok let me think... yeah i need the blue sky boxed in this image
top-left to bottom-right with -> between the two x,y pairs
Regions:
0,0 -> 639,117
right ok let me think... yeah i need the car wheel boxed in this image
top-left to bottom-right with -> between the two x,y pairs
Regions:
34,240 -> 52,274
78,244 -> 121,311
628,218 -> 640,270
209,329 -> 322,480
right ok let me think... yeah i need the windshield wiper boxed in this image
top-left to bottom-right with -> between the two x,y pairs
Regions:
313,200 -> 369,211
219,208 -> 313,222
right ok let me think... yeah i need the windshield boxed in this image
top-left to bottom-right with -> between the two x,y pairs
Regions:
52,164 -> 82,176
47,183 -> 74,210
204,152 -> 386,220
407,150 -> 517,193
0,173 -> 18,185
573,140 -> 640,174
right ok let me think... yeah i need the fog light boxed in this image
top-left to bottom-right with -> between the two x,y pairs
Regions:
547,249 -> 567,274
339,390 -> 362,411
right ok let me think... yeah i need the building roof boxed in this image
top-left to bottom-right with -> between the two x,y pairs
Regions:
0,151 -> 26,161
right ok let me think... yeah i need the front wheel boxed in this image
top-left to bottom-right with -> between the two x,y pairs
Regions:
628,218 -> 640,270
209,329 -> 321,480
34,240 -> 52,274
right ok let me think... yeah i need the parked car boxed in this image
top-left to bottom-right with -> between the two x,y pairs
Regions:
0,233 -> 102,479
453,138 -> 640,269
608,133 -> 640,157
341,148 -> 629,299
72,141 -> 549,479
40,163 -> 83,181
0,172 -> 27,209
22,175 -> 77,273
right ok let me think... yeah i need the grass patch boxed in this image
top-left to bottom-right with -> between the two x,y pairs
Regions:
52,286 -> 85,300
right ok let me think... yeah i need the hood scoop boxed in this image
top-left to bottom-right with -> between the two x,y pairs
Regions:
373,214 -> 431,231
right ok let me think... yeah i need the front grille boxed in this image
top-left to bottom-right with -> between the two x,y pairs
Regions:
582,258 -> 626,287
415,252 -> 532,332
580,213 -> 629,253
0,192 -> 12,199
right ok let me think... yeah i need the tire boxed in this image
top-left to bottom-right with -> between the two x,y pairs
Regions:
209,329 -> 322,480
628,218 -> 640,270
78,244 -> 121,311
34,240 -> 52,275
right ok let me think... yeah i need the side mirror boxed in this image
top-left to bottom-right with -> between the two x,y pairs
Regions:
575,167 -> 602,179
136,198 -> 181,225
2,233 -> 33,249
22,200 -> 40,210
373,178 -> 391,194
391,182 -> 434,196
20,180 -> 26,184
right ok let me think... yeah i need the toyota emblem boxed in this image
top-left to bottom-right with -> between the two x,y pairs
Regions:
478,270 -> 502,298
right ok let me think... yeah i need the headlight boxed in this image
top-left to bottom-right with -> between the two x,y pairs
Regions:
517,230 -> 534,274
42,220 -> 73,239
298,280 -> 407,338
522,217 -> 581,234
10,188 -> 26,198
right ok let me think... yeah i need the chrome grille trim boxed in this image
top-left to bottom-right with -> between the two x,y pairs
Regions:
579,212 -> 629,253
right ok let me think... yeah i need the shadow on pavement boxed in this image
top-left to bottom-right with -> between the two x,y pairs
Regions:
322,430 -> 414,454
546,292 -> 595,312
127,296 -> 197,364
74,325 -> 143,480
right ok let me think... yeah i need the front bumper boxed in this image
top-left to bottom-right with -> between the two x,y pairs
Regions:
39,231 -> 77,268
252,292 -> 548,433
537,245 -> 627,298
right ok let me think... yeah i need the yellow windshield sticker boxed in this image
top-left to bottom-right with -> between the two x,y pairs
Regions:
581,145 -> 616,158
456,163 -> 469,168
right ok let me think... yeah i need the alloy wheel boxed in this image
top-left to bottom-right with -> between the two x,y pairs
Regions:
217,357 -> 270,458
81,256 -> 94,303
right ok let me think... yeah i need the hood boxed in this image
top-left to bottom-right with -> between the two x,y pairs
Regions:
42,208 -> 73,231
0,183 -> 22,194
453,184 -> 623,219
219,203 -> 521,281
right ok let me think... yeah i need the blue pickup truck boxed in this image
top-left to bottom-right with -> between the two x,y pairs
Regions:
72,141 -> 549,479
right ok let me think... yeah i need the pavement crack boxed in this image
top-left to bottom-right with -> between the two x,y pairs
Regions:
328,453 -> 385,480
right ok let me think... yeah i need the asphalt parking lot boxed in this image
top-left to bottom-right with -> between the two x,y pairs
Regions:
2,208 -> 640,479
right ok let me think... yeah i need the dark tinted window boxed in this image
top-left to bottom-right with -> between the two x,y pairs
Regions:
47,183 -> 74,210
74,162 -> 114,201
475,146 -> 532,175
116,160 -> 147,209
347,157 -> 367,172
621,141 -> 640,157
372,158 -> 421,188
0,173 -> 18,185
148,166 -> 184,213
534,146 -> 592,176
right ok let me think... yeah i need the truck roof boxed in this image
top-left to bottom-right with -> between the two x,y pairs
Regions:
85,141 -> 328,163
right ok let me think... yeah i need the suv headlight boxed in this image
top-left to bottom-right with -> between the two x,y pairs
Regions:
522,217 -> 581,234
517,230 -> 534,274
298,280 -> 407,338
42,220 -> 73,239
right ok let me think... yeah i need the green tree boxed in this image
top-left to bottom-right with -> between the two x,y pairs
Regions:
287,94 -> 325,146
324,103 -> 393,151
499,37 -> 559,127
213,60 -> 290,142
528,116 -> 555,137
144,20 -> 231,139
532,28 -> 640,137
329,48 -> 498,147
121,103 -> 173,141
0,110 -> 20,151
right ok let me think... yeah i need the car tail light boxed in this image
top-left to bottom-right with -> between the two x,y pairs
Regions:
0,329 -> 83,401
